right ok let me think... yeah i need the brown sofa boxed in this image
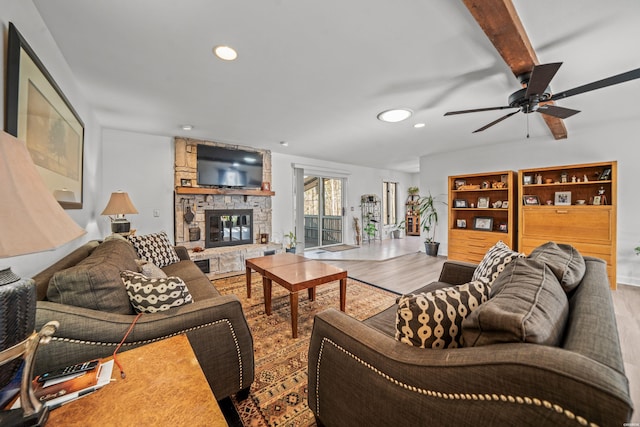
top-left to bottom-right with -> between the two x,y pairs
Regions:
32,238 -> 254,400
308,255 -> 633,426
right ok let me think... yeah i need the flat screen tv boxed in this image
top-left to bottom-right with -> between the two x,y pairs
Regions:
196,145 -> 263,189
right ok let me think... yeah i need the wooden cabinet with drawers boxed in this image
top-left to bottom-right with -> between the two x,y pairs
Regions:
448,171 -> 517,264
518,161 -> 617,288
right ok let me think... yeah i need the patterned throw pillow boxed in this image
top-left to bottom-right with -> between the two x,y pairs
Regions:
127,231 -> 180,268
395,280 -> 490,349
120,270 -> 193,313
471,241 -> 524,286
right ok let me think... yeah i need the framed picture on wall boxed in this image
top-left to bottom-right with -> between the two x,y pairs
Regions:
5,23 -> 85,209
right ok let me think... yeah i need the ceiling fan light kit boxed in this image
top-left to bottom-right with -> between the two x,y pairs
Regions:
445,62 -> 640,134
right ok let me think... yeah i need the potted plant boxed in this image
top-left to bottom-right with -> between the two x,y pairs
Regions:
363,223 -> 377,242
417,192 -> 444,256
285,231 -> 297,253
407,186 -> 419,196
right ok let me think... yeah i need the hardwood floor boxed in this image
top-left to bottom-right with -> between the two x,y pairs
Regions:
307,239 -> 640,423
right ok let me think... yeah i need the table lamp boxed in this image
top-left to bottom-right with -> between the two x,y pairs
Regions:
101,191 -> 138,233
0,130 -> 86,426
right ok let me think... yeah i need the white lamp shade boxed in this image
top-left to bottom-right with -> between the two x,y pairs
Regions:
0,131 -> 86,258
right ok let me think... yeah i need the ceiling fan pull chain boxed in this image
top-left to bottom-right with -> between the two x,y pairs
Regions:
526,114 -> 530,139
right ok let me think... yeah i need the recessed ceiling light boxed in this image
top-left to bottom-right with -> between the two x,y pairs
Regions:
181,124 -> 193,131
377,109 -> 413,123
213,45 -> 238,61
413,123 -> 426,128
280,141 -> 289,147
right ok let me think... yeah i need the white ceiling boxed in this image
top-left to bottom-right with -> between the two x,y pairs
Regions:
33,0 -> 640,173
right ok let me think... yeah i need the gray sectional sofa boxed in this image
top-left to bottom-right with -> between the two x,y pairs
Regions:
308,244 -> 633,426
32,237 -> 254,400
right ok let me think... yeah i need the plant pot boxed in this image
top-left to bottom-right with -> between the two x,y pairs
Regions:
391,230 -> 401,239
424,242 -> 440,257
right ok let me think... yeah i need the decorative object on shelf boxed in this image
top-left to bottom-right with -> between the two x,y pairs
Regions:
261,182 -> 271,191
260,233 -> 269,244
473,216 -> 494,231
535,174 -> 543,185
561,172 -> 568,183
502,201 -> 509,209
101,191 -> 139,233
599,168 -> 612,181
491,181 -> 506,189
523,175 -> 533,185
545,178 -> 554,184
453,199 -> 468,208
5,23 -> 85,210
180,178 -> 192,187
498,223 -> 508,232
481,181 -> 490,189
456,219 -> 467,229
454,179 -> 466,189
576,199 -> 586,205
523,195 -> 540,205
1,130 -> 85,426
477,197 -> 490,209
554,191 -> 571,206
492,200 -> 502,208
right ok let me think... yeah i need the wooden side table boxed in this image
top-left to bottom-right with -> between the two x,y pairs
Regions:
46,335 -> 227,426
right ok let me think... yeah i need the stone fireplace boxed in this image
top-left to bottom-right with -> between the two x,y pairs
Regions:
174,137 -> 273,249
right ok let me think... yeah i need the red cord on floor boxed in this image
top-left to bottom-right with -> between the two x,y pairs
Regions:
113,313 -> 143,378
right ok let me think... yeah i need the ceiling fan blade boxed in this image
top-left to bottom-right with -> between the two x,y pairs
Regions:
550,67 -> 640,101
537,105 -> 580,119
525,62 -> 563,98
472,111 -> 520,133
444,106 -> 515,116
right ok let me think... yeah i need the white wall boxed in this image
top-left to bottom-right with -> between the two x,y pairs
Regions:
1,0 -> 102,277
271,152 -> 418,246
100,129 -> 175,238
419,118 -> 640,286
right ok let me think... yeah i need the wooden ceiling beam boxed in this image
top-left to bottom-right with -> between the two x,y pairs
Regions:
462,0 -> 568,140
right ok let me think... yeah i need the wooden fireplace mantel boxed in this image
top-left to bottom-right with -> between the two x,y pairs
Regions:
175,186 -> 275,196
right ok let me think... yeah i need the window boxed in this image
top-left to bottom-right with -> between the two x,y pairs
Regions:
382,181 -> 397,226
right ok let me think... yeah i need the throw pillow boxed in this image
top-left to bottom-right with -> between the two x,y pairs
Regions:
135,259 -> 168,279
120,270 -> 193,313
395,280 -> 490,349
527,241 -> 585,292
127,231 -> 180,268
47,239 -> 139,314
471,240 -> 524,286
462,258 -> 569,347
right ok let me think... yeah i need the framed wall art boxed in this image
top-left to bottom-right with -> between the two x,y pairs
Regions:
5,23 -> 85,209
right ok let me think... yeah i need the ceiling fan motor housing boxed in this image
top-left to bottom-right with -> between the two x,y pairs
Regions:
508,86 -> 551,113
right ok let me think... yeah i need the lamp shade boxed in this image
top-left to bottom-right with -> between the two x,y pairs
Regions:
101,192 -> 138,216
0,131 -> 86,258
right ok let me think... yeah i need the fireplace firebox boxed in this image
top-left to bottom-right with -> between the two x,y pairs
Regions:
205,209 -> 253,248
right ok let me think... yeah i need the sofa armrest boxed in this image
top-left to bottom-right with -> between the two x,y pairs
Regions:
174,245 -> 190,261
35,295 -> 254,399
308,309 -> 633,426
437,260 -> 477,285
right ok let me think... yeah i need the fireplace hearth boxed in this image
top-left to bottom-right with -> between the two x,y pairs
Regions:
205,209 -> 253,248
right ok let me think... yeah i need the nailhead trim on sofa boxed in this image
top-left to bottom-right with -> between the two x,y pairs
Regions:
51,318 -> 245,390
315,337 -> 597,427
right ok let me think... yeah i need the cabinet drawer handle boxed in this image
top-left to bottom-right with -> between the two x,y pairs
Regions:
556,210 -> 569,214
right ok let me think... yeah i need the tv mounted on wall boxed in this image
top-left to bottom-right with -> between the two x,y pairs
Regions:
196,145 -> 263,189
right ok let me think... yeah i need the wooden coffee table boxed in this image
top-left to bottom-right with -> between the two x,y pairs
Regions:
246,254 -> 347,338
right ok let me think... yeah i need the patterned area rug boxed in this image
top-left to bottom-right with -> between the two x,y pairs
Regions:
214,273 -> 396,427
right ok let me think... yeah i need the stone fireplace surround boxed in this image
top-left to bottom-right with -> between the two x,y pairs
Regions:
173,137 -> 273,250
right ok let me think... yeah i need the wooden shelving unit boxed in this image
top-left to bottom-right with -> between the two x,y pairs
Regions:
518,161 -> 617,289
448,171 -> 517,264
405,194 -> 420,236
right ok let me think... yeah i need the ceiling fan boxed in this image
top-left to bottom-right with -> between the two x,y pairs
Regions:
444,63 -> 640,134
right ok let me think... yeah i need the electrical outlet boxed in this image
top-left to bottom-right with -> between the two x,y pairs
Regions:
153,209 -> 160,217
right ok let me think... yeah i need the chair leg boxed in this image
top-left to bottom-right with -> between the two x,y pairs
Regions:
235,386 -> 251,401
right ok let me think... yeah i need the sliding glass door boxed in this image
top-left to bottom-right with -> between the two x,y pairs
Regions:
303,176 -> 344,249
